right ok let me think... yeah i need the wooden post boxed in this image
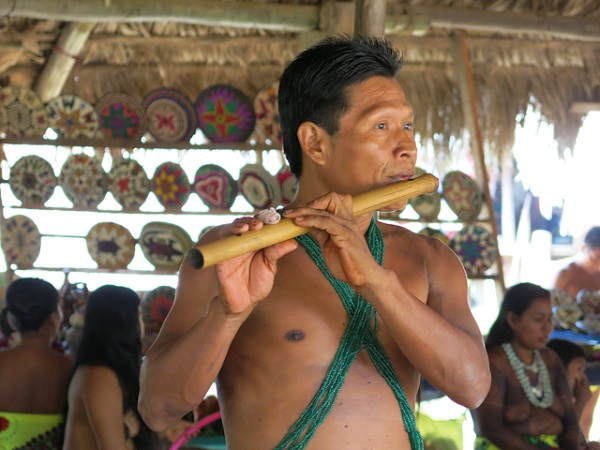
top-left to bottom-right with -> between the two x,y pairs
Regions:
33,22 -> 96,103
354,0 -> 387,37
452,30 -> 506,293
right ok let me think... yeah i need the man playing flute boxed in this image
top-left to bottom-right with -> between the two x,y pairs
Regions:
139,35 -> 491,450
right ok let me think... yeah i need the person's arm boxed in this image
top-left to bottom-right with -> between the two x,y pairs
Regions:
549,350 -> 583,450
471,352 -> 541,450
284,194 -> 490,408
552,267 -> 571,291
80,366 -> 130,450
139,217 -> 297,432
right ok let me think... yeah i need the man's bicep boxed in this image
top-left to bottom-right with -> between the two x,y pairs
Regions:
154,262 -> 219,344
426,243 -> 480,335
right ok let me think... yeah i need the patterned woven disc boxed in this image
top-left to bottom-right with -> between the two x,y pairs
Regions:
238,164 -> 281,210
449,224 -> 496,277
418,227 -> 449,245
59,154 -> 108,209
96,92 -> 147,140
0,86 -> 47,137
9,155 -> 57,207
276,166 -> 297,206
139,222 -> 194,271
85,222 -> 136,270
253,81 -> 282,145
143,88 -> 197,142
1,215 -> 41,269
193,164 -> 238,211
46,94 -> 99,138
141,285 -> 176,332
442,171 -> 483,221
108,158 -> 150,211
150,162 -> 191,211
196,84 -> 256,142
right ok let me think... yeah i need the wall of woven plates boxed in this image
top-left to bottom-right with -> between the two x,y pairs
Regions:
0,83 -> 500,302
0,83 -> 281,145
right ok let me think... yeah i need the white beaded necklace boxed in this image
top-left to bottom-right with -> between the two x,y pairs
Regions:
502,342 -> 554,409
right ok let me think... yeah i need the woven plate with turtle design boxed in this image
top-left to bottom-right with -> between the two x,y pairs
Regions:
9,155 -> 57,207
138,221 -> 193,271
85,222 -> 136,270
143,88 -> 197,143
196,84 -> 256,143
96,92 -> 147,140
0,86 -> 47,137
46,94 -> 99,139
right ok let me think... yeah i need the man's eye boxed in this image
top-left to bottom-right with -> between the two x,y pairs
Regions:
376,122 -> 387,130
403,122 -> 414,131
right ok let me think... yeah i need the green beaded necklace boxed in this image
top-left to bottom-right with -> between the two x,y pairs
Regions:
274,220 -> 423,450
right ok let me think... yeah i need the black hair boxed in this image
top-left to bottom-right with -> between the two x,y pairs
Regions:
278,34 -> 403,178
547,339 -> 585,368
0,277 -> 58,339
75,285 -> 157,448
584,226 -> 600,249
485,282 -> 551,348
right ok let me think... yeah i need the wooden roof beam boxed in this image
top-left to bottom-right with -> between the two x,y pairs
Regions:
2,0 -> 599,41
33,22 -> 96,102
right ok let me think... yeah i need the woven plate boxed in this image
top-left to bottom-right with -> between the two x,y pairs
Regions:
449,224 -> 496,277
0,86 -> 47,137
108,157 -> 150,211
46,94 -> 99,138
276,166 -> 297,206
150,162 -> 191,211
59,154 -> 108,209
143,88 -> 197,142
442,171 -> 483,221
85,222 -> 136,270
193,164 -> 238,211
96,92 -> 147,140
238,164 -> 281,210
139,221 -> 194,271
1,215 -> 41,269
196,84 -> 256,142
9,155 -> 57,207
141,285 -> 176,332
253,81 -> 282,145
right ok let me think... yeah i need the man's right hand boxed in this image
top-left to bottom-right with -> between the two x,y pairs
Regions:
209,216 -> 298,317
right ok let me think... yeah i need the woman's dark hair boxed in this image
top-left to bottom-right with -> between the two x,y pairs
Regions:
0,277 -> 58,338
547,339 -> 585,368
485,282 -> 551,348
278,34 -> 403,178
75,285 -> 157,448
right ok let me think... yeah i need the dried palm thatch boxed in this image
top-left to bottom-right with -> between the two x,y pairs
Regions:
0,0 -> 597,173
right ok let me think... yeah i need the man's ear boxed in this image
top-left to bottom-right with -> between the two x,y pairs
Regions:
297,121 -> 329,166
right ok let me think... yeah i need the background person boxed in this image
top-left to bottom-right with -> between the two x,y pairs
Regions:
0,277 -> 73,449
63,284 -> 158,450
471,282 -> 582,449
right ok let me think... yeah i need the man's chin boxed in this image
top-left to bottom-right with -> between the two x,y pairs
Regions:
380,200 -> 408,214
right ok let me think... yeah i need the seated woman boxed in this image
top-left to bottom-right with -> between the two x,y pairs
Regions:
63,285 -> 158,450
470,282 -> 582,449
547,339 -> 600,446
0,277 -> 74,449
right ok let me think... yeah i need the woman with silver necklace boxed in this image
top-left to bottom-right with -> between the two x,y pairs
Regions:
470,282 -> 585,449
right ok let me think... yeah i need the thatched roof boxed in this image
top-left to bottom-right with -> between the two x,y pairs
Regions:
0,0 -> 598,172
